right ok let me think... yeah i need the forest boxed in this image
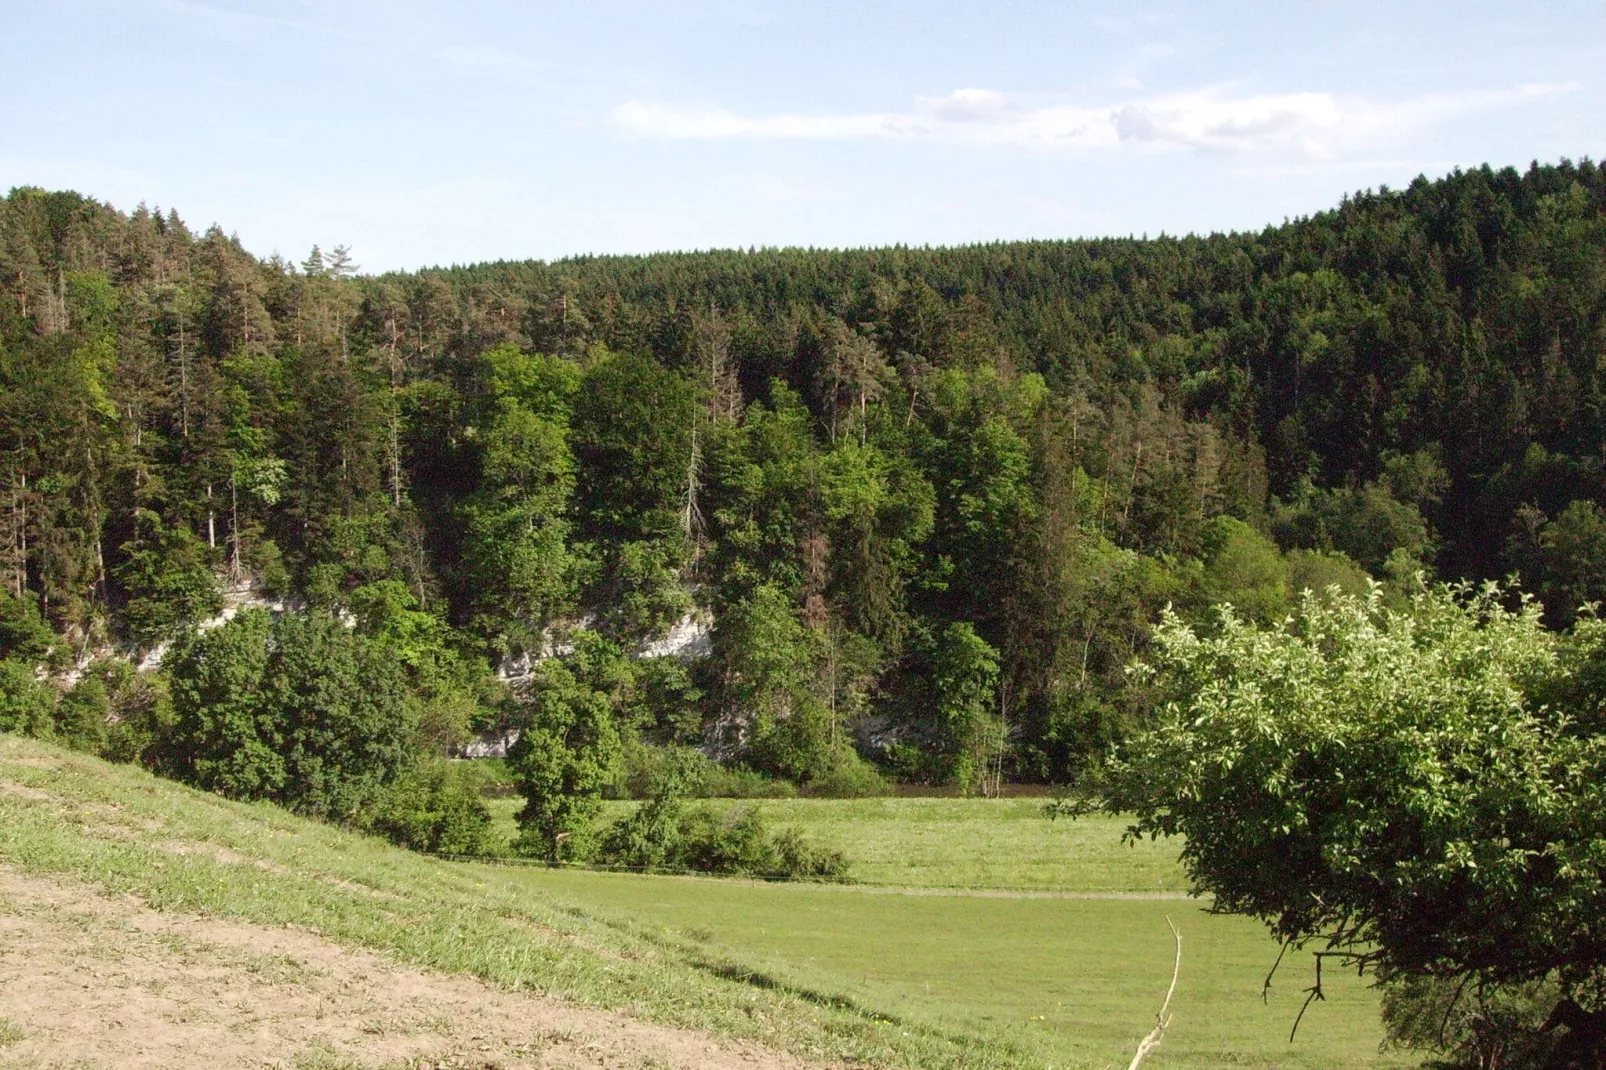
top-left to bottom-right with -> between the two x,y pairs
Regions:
4,158 -> 1606,840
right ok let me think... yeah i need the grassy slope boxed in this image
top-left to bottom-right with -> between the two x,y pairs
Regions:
2,739 -> 1411,1070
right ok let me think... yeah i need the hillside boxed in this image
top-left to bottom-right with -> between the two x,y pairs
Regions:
0,735 -> 998,1068
0,735 -> 1407,1069
3,159 -> 1606,790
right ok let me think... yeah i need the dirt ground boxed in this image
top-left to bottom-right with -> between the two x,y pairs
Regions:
0,865 -> 821,1070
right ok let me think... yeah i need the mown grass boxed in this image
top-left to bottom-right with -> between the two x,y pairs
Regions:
0,738 -> 1412,1069
501,866 -> 1406,1069
487,795 -> 1183,893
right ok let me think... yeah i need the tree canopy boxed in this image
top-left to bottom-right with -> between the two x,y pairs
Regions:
1095,582 -> 1606,1053
6,159 -> 1606,791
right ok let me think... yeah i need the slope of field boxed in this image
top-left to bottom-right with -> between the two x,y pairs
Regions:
0,864 -> 815,1070
0,739 -> 1412,1070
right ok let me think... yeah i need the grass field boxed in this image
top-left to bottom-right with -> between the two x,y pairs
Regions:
487,795 -> 1186,892
1,738 -> 1413,1069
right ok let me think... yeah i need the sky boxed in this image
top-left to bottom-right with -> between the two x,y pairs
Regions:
3,1 -> 1603,271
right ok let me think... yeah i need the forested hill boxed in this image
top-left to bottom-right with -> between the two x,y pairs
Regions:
4,158 -> 1606,785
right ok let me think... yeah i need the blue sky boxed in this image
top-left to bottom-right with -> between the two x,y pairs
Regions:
4,1 -> 1602,270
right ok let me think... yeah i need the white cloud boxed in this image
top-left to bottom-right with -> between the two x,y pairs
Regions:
611,82 -> 1577,159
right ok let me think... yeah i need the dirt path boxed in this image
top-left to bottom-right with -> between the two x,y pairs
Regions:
0,865 -> 823,1070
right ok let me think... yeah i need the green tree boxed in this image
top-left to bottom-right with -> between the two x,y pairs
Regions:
570,350 -> 696,636
260,611 -> 418,819
162,608 -> 280,797
1285,549 -> 1371,599
0,589 -> 57,664
508,658 -> 622,862
1096,583 -> 1606,1051
1272,479 -> 1434,574
163,608 -> 416,819
932,621 -> 1001,795
1199,516 -> 1289,623
459,345 -> 582,641
1530,499 -> 1606,626
115,508 -> 221,645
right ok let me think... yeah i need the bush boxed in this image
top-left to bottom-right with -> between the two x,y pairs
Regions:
677,804 -> 850,880
772,826 -> 850,880
702,763 -> 799,799
100,669 -> 174,765
162,609 -> 418,821
596,790 -> 683,870
53,676 -> 110,754
675,805 -> 776,874
0,659 -> 55,737
369,761 -> 501,856
595,764 -> 849,882
802,753 -> 887,798
612,740 -> 797,799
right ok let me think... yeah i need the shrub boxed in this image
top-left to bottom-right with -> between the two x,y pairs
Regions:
612,740 -> 797,799
772,826 -> 850,881
100,670 -> 174,765
0,660 -> 55,737
802,753 -> 887,798
596,795 -> 849,881
596,790 -> 684,870
369,762 -> 501,856
701,763 -> 799,799
162,609 -> 418,821
675,804 -> 776,875
53,677 -> 110,754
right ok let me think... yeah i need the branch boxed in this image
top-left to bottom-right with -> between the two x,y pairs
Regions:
1289,951 -> 1342,1042
1261,939 -> 1291,1003
1128,916 -> 1183,1070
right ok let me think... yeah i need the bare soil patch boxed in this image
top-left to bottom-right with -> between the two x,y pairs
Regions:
0,865 -> 824,1070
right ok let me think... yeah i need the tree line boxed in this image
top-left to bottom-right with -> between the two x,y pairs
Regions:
3,159 -> 1606,805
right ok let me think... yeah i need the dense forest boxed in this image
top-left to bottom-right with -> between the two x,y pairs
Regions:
4,159 -> 1606,821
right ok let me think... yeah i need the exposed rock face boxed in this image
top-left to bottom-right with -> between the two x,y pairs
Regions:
635,611 -> 713,660
461,730 -> 521,759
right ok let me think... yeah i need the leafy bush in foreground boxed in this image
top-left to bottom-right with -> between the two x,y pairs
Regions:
1095,581 -> 1606,1062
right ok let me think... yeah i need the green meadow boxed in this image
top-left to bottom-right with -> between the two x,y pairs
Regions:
1,738 -> 1410,1069
487,794 -> 1186,893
